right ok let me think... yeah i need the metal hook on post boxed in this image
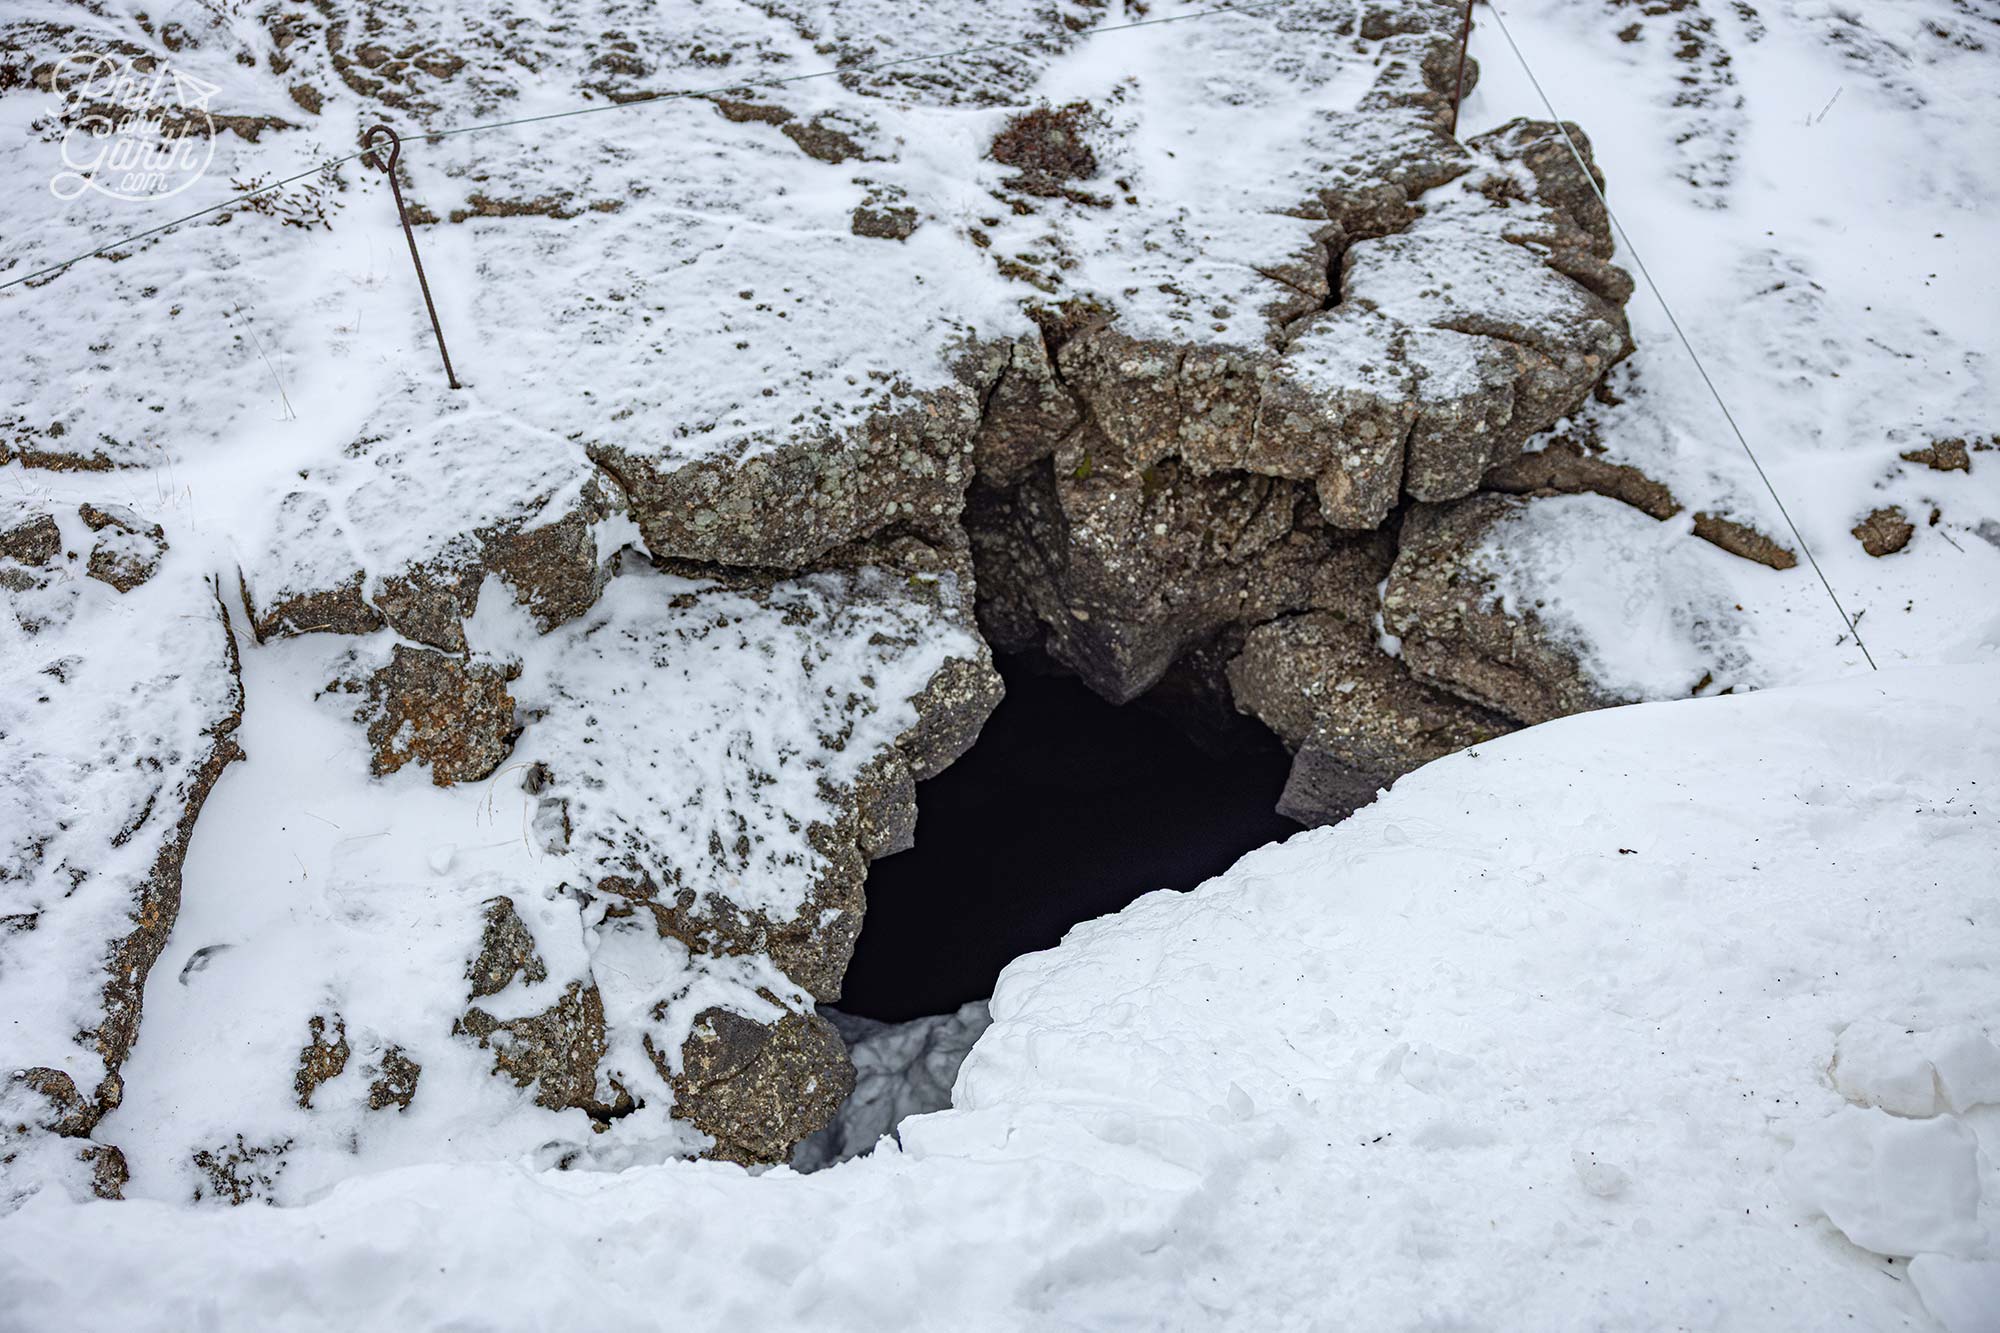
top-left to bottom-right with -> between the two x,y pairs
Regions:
1449,0 -> 1475,138
361,124 -> 461,390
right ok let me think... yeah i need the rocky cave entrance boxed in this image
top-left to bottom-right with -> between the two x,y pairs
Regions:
838,654 -> 1300,1023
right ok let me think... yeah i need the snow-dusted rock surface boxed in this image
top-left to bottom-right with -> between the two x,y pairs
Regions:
0,0 -> 1649,817
67,553 -> 992,1198
1,495 -> 243,1208
1457,0 -> 2000,690
2,666 -> 1993,1328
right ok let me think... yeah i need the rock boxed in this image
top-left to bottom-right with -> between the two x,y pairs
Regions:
80,1143 -> 127,1201
456,895 -> 623,1116
1484,435 -> 1680,520
366,1046 -> 421,1112
1691,511 -> 1797,571
660,1007 -> 854,1165
964,107 -> 1634,720
337,644 -> 520,787
7,1068 -> 96,1138
1853,505 -> 1914,557
0,507 -> 60,568
517,559 -> 998,1007
592,380 -> 983,570
969,438 -> 1380,704
1228,612 -> 1514,824
1900,439 -> 1971,473
1486,437 -> 1796,569
851,204 -> 919,240
246,468 -> 620,650
79,502 -> 167,592
292,1014 -> 350,1109
0,0 -> 1669,1190
1382,494 -> 1622,724
781,114 -> 868,164
967,329 -> 1084,489
851,184 -> 919,241
0,540 -> 244,1197
459,981 -> 628,1117
466,897 -> 550,999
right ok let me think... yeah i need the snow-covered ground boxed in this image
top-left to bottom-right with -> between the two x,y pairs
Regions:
1460,0 -> 2000,686
3,666 -> 1995,1329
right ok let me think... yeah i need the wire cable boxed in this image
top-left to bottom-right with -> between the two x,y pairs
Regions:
1,0 -> 1299,292
1479,0 -> 1877,670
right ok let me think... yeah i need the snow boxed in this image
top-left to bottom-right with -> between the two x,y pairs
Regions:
1479,491 -> 1770,697
0,501 -> 240,1172
1458,0 -> 2000,681
2,665 -> 1994,1328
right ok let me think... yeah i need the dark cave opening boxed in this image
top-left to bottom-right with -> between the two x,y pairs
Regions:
838,655 -> 1300,1023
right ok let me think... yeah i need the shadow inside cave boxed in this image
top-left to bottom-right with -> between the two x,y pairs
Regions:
838,655 -> 1300,1023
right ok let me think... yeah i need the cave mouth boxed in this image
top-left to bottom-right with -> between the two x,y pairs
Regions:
838,654 -> 1300,1023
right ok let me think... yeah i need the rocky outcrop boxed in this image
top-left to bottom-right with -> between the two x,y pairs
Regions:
589,383 -> 983,571
0,0 -> 1727,1187
243,466 -> 621,651
962,110 -> 1635,809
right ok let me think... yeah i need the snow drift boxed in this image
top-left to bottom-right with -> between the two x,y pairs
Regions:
2,664 -> 1993,1330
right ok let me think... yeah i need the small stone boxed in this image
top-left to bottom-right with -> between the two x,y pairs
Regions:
851,204 -> 919,241
465,896 -> 548,999
659,1008 -> 853,1166
1852,505 -> 1914,557
1899,439 -> 1970,473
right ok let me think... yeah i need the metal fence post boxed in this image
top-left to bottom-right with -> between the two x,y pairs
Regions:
361,124 -> 461,390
